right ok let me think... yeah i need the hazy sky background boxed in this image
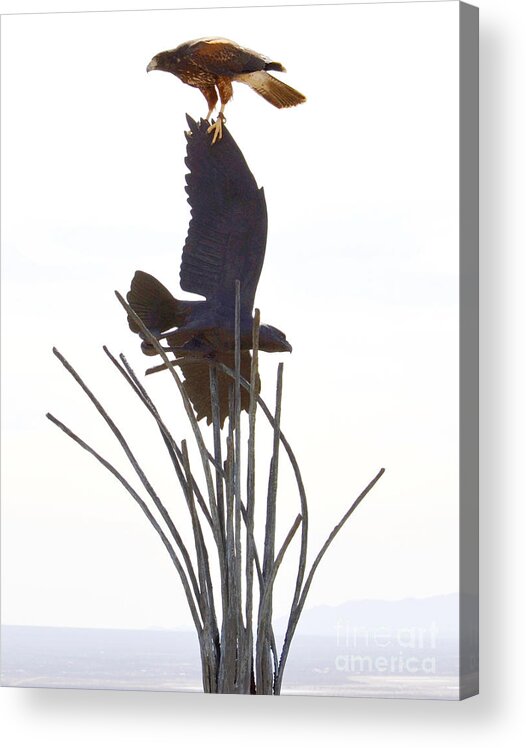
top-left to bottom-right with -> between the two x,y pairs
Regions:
1,1 -> 460,630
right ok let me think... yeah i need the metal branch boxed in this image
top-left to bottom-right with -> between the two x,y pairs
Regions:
256,512 -> 302,693
45,412 -> 204,637
114,292 -> 226,575
114,350 -> 215,531
51,347 -> 203,612
275,467 -> 386,694
245,308 -> 260,693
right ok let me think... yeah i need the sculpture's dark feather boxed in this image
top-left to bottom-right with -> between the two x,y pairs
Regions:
178,351 -> 259,427
127,270 -> 200,336
126,117 -> 289,426
180,116 -> 268,315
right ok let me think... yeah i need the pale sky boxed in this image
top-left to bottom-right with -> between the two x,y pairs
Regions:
1,1 -> 461,630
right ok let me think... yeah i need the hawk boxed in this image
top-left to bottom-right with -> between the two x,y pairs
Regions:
146,37 -> 306,143
127,116 -> 292,426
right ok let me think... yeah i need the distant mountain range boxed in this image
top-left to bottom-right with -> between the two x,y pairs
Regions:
1,594 -> 477,698
275,593 -> 469,638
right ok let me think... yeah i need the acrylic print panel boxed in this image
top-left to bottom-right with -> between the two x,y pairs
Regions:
0,1 -> 478,699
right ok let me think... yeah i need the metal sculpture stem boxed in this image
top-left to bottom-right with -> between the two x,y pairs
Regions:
47,283 -> 384,694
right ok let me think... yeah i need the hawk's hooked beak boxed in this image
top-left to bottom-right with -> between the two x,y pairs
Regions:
146,58 -> 158,73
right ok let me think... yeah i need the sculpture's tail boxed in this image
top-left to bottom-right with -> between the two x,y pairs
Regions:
127,270 -> 198,341
235,71 -> 306,109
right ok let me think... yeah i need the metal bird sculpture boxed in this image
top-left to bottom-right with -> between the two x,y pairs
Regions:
127,115 -> 292,426
146,37 -> 306,143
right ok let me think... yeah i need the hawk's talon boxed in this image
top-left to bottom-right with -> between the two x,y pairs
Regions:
207,113 -> 226,145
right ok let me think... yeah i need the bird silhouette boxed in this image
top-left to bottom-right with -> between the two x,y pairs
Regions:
126,115 -> 291,425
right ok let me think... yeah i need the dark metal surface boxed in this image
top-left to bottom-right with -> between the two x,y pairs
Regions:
126,116 -> 291,425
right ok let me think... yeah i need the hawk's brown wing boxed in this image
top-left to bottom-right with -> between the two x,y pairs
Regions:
186,37 -> 273,75
180,115 -> 268,317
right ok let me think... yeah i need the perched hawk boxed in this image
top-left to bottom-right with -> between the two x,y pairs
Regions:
146,37 -> 306,143
127,116 -> 292,426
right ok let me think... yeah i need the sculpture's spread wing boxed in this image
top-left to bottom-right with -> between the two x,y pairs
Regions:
186,38 -> 270,75
178,351 -> 259,426
180,116 -> 268,316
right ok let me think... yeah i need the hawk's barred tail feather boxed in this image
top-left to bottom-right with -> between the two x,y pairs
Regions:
236,71 -> 306,109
